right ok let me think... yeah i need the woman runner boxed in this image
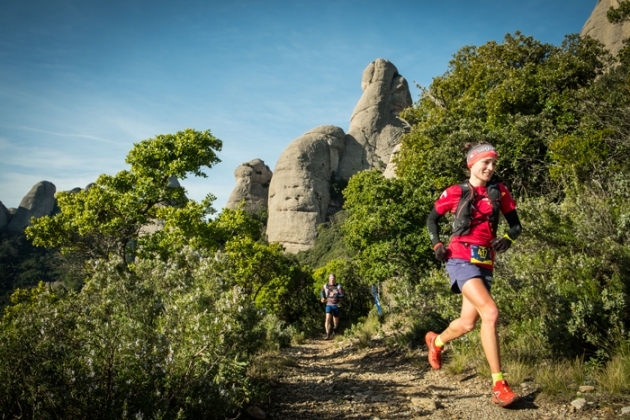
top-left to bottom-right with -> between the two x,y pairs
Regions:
425,143 -> 523,407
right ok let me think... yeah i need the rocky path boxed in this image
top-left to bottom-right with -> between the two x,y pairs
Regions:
261,335 -> 620,420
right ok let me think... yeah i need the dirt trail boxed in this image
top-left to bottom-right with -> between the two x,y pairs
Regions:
263,335 -> 617,420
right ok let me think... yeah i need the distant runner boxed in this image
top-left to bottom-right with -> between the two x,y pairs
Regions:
425,143 -> 523,408
320,273 -> 344,340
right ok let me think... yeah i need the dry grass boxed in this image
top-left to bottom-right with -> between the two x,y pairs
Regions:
249,353 -> 298,378
445,350 -> 470,374
533,358 -> 585,396
475,357 -> 492,378
593,352 -> 630,394
503,357 -> 531,385
351,313 -> 381,349
290,331 -> 306,346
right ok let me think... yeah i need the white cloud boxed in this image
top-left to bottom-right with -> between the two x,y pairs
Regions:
8,125 -> 126,146
0,142 -> 120,171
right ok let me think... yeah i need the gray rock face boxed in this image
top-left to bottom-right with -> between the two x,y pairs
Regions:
337,58 -> 412,180
382,143 -> 401,179
266,125 -> 345,253
226,159 -> 273,214
262,59 -> 411,253
581,0 -> 630,56
0,201 -> 10,231
7,181 -> 57,233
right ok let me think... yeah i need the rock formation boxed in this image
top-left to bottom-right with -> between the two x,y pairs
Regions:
582,0 -> 630,56
0,202 -> 10,231
262,59 -> 412,253
7,181 -> 57,233
0,177 -> 187,235
382,143 -> 401,179
226,159 -> 272,214
336,58 -> 412,180
266,125 -> 346,253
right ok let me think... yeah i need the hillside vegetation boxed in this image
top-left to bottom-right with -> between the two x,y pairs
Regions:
340,31 -> 630,396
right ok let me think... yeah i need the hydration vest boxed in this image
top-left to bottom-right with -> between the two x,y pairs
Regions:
452,182 -> 502,237
322,283 -> 344,305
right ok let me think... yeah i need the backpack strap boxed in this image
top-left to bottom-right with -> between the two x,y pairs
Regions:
452,182 -> 476,236
486,183 -> 502,235
453,182 -> 502,237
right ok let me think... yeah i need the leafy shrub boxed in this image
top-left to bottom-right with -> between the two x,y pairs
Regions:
495,189 -> 630,357
0,232 -> 67,309
0,249 -> 275,419
295,211 -> 354,269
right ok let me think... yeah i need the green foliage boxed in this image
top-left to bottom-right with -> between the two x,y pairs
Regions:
295,211 -> 354,269
398,32 -> 613,198
342,170 -> 435,286
126,129 -> 222,180
607,0 -> 630,24
26,129 -> 223,266
0,250 -> 272,419
0,232 -> 65,308
221,236 -> 318,326
495,189 -> 630,356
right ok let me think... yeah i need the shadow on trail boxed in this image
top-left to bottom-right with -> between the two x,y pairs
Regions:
267,339 -> 433,419
263,337 -> 550,420
507,390 -> 540,411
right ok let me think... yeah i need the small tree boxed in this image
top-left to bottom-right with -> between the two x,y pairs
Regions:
26,129 -> 222,266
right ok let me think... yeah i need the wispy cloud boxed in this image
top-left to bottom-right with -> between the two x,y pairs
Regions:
2,124 -> 125,145
0,141 -> 120,170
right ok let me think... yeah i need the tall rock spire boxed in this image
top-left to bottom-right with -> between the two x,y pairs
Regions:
581,0 -> 630,56
263,59 -> 411,253
337,58 -> 412,180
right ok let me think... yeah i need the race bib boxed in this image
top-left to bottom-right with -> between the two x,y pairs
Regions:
470,245 -> 493,267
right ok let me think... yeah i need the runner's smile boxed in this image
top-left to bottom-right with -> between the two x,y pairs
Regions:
471,158 -> 496,184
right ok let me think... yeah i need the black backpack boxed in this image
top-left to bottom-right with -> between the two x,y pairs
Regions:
452,182 -> 502,237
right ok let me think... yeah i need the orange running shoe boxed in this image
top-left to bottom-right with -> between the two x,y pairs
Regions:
492,380 -> 520,407
425,332 -> 443,370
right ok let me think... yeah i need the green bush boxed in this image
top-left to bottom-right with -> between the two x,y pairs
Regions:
0,249 -> 274,419
295,211 -> 354,269
0,232 -> 67,309
494,189 -> 630,357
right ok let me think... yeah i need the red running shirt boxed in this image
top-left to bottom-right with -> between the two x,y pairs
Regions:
434,183 -> 516,265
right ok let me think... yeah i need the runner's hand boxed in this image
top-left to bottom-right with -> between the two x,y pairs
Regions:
320,298 -> 325,303
434,243 -> 447,261
491,237 -> 511,253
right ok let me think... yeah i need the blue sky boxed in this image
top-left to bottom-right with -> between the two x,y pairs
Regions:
0,0 -> 599,210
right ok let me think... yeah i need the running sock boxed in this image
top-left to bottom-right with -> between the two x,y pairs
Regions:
492,372 -> 504,385
434,335 -> 445,347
